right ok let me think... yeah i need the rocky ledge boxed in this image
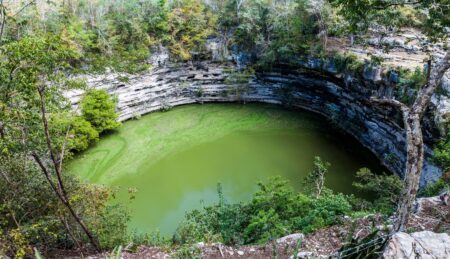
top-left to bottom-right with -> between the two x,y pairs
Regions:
67,51 -> 448,185
86,195 -> 449,259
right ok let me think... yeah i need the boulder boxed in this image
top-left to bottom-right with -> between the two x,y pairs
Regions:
383,231 -> 450,259
276,233 -> 304,245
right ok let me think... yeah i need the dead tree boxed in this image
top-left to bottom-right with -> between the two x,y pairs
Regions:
371,51 -> 450,232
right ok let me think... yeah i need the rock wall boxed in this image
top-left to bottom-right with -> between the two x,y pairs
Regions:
67,56 -> 444,186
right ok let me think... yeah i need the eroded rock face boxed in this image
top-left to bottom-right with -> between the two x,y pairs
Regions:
383,231 -> 450,259
67,52 -> 446,186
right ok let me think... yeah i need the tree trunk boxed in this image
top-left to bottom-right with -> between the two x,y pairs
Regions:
394,51 -> 450,231
0,0 -> 6,43
394,112 -> 423,231
35,87 -> 101,252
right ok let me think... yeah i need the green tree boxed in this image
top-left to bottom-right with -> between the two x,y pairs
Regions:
51,115 -> 99,152
293,191 -> 351,233
0,33 -> 105,254
329,0 -> 449,40
167,0 -> 217,60
81,89 -> 121,134
69,116 -> 100,152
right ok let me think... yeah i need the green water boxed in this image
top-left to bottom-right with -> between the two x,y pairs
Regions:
66,103 -> 384,235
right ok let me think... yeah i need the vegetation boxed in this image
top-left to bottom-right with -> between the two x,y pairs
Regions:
172,160 -> 401,247
0,0 -> 218,73
0,0 -> 348,72
0,33 -> 127,257
81,89 -> 121,134
434,125 -> 450,170
224,67 -> 254,101
329,0 -> 449,40
0,0 -> 448,257
167,0 -> 217,60
431,127 -> 450,197
353,168 -> 404,214
302,156 -> 329,198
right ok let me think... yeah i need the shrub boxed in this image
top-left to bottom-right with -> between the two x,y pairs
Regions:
244,209 -> 287,244
398,67 -> 427,90
81,89 -> 121,134
333,52 -> 365,73
292,190 -> 352,233
353,168 -> 403,214
175,171 -> 355,246
68,116 -> 99,152
0,154 -> 130,257
419,179 -> 449,197
173,160 -> 396,247
434,125 -> 450,170
250,177 -> 312,221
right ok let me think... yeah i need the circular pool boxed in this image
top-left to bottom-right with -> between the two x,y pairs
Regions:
67,103 -> 385,235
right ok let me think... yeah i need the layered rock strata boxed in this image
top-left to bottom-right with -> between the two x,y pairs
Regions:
67,57 -> 446,186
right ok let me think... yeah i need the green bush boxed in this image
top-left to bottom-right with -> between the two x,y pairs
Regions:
333,52 -> 365,73
68,116 -> 99,152
352,168 -> 403,214
398,67 -> 427,90
293,191 -> 351,233
419,179 -> 449,197
50,114 -> 99,153
434,125 -> 450,170
244,209 -> 287,244
81,89 -> 121,134
173,156 -> 403,247
175,165 -> 360,246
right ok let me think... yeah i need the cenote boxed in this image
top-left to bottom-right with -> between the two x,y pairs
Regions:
66,103 -> 386,236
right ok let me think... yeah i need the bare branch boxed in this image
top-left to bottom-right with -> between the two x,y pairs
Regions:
11,0 -> 36,17
36,86 -> 101,252
31,152 -> 62,198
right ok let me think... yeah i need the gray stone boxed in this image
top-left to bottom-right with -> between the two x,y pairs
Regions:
363,65 -> 383,82
432,95 -> 450,135
276,233 -> 304,244
195,242 -> 205,248
383,231 -> 450,259
293,251 -> 314,259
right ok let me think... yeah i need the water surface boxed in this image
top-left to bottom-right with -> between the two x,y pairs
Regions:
67,103 -> 385,235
